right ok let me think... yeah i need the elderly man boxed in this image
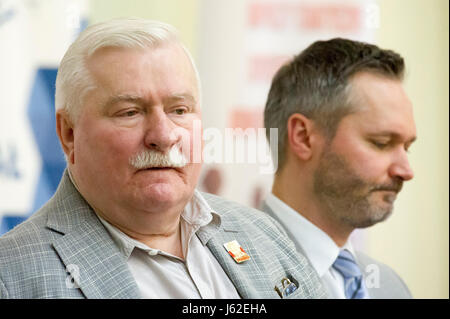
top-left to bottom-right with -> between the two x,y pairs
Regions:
263,38 -> 416,298
0,18 -> 325,299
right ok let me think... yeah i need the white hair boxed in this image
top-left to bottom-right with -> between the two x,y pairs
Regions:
55,17 -> 201,122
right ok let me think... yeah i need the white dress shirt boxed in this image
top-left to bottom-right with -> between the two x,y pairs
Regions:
97,190 -> 241,299
265,193 -> 369,299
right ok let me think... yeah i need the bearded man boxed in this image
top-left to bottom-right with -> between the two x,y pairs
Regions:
262,38 -> 416,299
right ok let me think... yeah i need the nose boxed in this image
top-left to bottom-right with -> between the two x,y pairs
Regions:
143,108 -> 180,153
389,149 -> 414,182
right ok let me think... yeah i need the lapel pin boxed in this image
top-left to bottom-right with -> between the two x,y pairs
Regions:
223,240 -> 250,263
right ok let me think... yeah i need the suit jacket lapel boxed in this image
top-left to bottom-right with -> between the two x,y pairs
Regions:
204,231 -> 271,298
47,170 -> 141,299
197,210 -> 278,299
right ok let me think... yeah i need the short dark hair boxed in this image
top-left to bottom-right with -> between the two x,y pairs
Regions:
264,37 -> 405,172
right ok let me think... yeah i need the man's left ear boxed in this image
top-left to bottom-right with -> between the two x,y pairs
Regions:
286,113 -> 321,162
56,110 -> 75,164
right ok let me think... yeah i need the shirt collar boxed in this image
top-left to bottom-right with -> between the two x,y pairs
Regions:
97,189 -> 217,259
265,193 -> 356,277
68,167 -> 219,257
181,189 -> 214,228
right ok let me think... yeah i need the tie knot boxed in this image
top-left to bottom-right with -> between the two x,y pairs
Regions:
333,250 -> 362,279
332,249 -> 368,299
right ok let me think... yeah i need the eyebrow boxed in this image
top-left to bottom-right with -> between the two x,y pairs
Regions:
163,93 -> 197,105
103,94 -> 146,111
103,93 -> 197,111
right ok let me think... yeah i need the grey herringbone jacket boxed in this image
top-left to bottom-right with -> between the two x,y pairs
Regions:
0,171 -> 326,299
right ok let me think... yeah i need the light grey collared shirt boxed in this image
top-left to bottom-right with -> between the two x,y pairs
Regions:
97,190 -> 241,299
265,193 -> 369,299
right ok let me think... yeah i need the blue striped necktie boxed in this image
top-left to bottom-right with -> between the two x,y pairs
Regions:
332,249 -> 368,299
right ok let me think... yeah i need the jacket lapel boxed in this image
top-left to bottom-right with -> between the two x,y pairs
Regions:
197,211 -> 277,298
205,234 -> 273,298
47,170 -> 141,299
51,217 -> 141,299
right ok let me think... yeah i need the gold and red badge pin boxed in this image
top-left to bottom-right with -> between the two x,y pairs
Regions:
223,240 -> 250,263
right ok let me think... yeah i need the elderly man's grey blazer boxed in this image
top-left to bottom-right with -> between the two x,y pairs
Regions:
262,202 -> 412,299
0,171 -> 326,299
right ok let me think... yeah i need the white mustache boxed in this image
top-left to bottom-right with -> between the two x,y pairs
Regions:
129,147 -> 187,169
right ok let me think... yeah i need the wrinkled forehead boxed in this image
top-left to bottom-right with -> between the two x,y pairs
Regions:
82,43 -> 201,115
86,42 -> 201,102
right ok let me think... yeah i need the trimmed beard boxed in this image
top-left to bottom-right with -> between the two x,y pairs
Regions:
313,148 -> 403,229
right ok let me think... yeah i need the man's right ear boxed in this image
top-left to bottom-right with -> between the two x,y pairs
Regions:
56,110 -> 75,164
286,113 -> 317,161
